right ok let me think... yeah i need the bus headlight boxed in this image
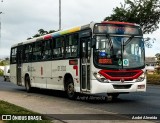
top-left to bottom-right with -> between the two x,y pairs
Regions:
136,72 -> 145,82
93,72 -> 108,82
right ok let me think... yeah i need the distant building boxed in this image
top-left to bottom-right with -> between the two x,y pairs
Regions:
145,57 -> 157,66
145,57 -> 157,74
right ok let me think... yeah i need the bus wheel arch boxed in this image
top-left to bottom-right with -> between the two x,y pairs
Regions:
25,74 -> 32,92
64,73 -> 77,99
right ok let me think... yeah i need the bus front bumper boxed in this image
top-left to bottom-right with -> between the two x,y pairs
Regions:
90,79 -> 146,94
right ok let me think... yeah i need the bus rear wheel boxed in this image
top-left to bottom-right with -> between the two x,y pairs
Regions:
66,78 -> 76,100
25,76 -> 32,92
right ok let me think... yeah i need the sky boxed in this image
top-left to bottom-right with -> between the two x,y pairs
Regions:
0,0 -> 160,58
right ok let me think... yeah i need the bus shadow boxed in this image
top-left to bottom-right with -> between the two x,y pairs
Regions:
75,93 -> 137,104
20,88 -> 67,98
19,88 -> 137,104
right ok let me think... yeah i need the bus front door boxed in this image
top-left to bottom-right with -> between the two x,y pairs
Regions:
17,46 -> 22,86
80,37 -> 91,91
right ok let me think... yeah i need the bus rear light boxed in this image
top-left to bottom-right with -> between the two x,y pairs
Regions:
137,84 -> 145,89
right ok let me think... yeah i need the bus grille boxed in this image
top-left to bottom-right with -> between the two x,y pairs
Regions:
107,71 -> 137,77
113,84 -> 132,89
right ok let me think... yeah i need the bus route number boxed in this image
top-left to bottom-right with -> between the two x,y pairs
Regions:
57,66 -> 66,71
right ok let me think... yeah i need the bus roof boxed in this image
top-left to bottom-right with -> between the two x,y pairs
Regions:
11,23 -> 91,47
11,21 -> 140,47
102,21 -> 139,26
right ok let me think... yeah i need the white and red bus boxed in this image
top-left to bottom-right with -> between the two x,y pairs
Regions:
10,21 -> 146,99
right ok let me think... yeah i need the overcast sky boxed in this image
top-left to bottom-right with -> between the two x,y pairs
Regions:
0,0 -> 160,58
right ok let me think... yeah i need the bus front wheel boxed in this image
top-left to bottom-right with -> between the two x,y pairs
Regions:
107,93 -> 119,100
66,78 -> 76,100
25,76 -> 32,92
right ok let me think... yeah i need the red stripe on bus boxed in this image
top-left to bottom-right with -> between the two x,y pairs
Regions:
43,34 -> 52,40
73,65 -> 78,76
41,67 -> 43,75
102,21 -> 135,26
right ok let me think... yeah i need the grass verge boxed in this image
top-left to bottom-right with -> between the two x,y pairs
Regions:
147,74 -> 160,85
0,100 -> 51,123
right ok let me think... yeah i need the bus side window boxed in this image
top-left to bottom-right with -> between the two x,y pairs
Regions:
65,34 -> 78,58
23,44 -> 32,62
42,40 -> 52,60
53,37 -> 64,59
71,34 -> 78,57
65,35 -> 71,58
32,41 -> 42,61
11,48 -> 17,64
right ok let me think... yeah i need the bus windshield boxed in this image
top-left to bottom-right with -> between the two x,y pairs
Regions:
93,35 -> 145,69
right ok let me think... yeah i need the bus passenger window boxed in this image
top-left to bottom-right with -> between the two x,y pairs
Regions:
32,42 -> 42,61
23,44 -> 32,62
65,34 -> 78,58
42,40 -> 52,60
53,37 -> 64,58
11,48 -> 17,64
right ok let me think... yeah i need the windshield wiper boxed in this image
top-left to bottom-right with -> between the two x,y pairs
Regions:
123,35 -> 134,46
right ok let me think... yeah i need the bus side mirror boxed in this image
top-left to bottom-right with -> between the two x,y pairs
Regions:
92,38 -> 96,47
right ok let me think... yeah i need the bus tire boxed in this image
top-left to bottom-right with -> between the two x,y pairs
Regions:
107,93 -> 119,99
66,78 -> 76,100
4,77 -> 6,81
25,76 -> 32,92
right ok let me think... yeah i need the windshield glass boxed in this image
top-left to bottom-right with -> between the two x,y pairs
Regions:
93,35 -> 145,69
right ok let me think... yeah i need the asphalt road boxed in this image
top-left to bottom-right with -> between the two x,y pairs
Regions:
0,77 -> 160,122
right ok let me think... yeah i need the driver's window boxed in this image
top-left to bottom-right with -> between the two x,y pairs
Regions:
131,44 -> 140,56
96,37 -> 109,52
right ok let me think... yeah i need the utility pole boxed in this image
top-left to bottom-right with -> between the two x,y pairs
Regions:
0,0 -> 3,47
0,12 -> 1,42
59,0 -> 61,31
0,12 -> 2,47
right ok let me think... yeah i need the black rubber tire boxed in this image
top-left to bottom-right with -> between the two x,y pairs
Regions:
25,76 -> 32,92
66,78 -> 77,100
108,93 -> 119,99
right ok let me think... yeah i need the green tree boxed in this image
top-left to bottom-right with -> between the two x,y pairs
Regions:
0,60 -> 9,66
33,34 -> 41,38
38,29 -> 48,36
155,53 -> 160,74
104,0 -> 160,47
49,30 -> 56,33
27,29 -> 57,40
155,53 -> 160,65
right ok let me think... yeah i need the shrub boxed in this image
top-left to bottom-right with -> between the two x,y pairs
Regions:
0,70 -> 3,76
155,66 -> 160,74
147,74 -> 160,84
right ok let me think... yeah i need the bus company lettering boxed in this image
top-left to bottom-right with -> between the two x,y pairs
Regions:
28,66 -> 36,72
57,66 -> 66,71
